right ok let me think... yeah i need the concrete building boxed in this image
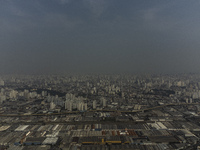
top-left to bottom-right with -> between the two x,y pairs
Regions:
50,102 -> 56,110
93,100 -> 96,109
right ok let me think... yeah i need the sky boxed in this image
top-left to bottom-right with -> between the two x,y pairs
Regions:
0,0 -> 200,75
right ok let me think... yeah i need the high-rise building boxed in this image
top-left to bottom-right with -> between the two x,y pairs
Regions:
50,102 -> 56,110
10,90 -> 17,99
65,100 -> 72,111
84,103 -> 87,111
190,98 -> 193,103
102,98 -> 106,107
42,91 -> 47,97
0,95 -> 6,104
77,102 -> 84,111
0,80 -> 4,86
93,100 -> 96,109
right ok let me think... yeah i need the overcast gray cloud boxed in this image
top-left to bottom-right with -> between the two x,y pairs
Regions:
0,0 -> 200,74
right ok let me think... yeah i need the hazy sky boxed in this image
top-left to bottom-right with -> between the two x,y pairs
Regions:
1,0 -> 200,74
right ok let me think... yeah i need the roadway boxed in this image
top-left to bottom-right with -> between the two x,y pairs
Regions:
0,102 -> 199,117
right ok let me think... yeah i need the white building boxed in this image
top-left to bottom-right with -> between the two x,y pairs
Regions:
50,102 -> 56,110
0,80 -> 4,86
93,100 -> 96,109
84,103 -> 87,111
102,98 -> 106,107
65,100 -> 72,111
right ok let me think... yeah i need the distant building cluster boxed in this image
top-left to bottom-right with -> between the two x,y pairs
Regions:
0,74 -> 200,149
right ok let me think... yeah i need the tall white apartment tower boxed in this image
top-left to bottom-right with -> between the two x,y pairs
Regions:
93,100 -> 96,109
65,100 -> 72,111
84,103 -> 87,111
50,102 -> 56,110
102,98 -> 106,107
77,102 -> 84,111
